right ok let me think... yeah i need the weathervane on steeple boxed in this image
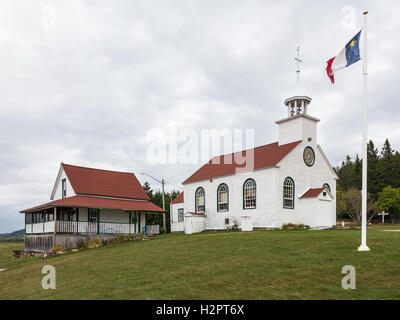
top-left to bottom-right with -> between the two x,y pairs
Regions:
294,46 -> 302,85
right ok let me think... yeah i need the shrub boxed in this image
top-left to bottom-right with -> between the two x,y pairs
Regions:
116,234 -> 128,242
86,238 -> 102,248
77,238 -> 86,249
50,245 -> 65,252
281,223 -> 310,230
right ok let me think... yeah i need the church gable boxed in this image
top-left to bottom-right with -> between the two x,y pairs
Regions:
276,142 -> 337,180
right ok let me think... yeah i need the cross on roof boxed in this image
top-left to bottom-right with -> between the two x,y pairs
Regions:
294,46 -> 302,84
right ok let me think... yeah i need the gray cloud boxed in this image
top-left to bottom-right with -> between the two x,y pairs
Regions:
0,0 -> 399,232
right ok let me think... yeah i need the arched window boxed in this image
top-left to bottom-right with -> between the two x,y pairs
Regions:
283,177 -> 295,209
217,184 -> 229,212
243,179 -> 256,209
323,183 -> 331,192
195,187 -> 205,213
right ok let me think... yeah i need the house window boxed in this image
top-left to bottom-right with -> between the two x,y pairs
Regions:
243,179 -> 256,209
283,177 -> 295,209
323,183 -> 331,192
178,208 -> 184,222
217,183 -> 229,212
88,208 -> 99,222
62,178 -> 67,198
195,187 -> 205,213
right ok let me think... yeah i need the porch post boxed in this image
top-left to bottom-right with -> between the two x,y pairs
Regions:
138,212 -> 141,234
134,212 -> 137,234
76,208 -> 79,234
53,207 -> 57,248
97,210 -> 100,234
129,211 -> 132,235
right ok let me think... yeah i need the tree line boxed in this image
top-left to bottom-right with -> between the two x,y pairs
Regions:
142,181 -> 180,233
335,139 -> 400,224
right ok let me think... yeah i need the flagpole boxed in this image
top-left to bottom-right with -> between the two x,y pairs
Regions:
358,10 -> 370,252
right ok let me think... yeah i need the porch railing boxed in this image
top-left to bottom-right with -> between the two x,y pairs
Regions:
26,220 -> 160,235
25,221 -> 55,234
55,220 -> 159,235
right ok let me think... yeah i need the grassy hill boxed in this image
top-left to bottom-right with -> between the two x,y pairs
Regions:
1,227 -> 400,299
0,229 -> 24,242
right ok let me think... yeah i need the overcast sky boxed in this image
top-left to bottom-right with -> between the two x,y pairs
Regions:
0,0 -> 399,232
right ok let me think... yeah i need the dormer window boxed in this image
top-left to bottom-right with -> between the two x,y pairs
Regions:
62,178 -> 67,198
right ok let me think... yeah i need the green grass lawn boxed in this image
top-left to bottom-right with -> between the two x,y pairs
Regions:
0,228 -> 400,300
0,242 -> 23,264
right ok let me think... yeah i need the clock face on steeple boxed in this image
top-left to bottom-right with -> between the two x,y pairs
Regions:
303,147 -> 315,166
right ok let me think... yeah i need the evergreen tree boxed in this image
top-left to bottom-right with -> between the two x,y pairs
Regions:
354,154 -> 362,190
335,138 -> 400,221
367,140 -> 381,197
393,152 -> 400,188
379,139 -> 395,189
143,183 -> 180,233
337,155 -> 355,190
142,181 -> 153,199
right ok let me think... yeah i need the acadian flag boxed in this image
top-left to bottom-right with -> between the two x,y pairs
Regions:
326,30 -> 362,83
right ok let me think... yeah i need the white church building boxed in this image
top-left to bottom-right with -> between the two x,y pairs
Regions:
171,96 -> 338,233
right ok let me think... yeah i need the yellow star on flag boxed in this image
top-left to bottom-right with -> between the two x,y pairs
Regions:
349,40 -> 356,48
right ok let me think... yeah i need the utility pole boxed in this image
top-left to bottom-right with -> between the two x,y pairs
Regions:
141,172 -> 166,233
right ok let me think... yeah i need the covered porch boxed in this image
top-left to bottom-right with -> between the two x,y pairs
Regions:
25,207 -> 161,236
21,195 -> 166,238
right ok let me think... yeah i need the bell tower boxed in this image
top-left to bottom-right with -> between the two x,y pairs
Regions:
276,47 -> 320,146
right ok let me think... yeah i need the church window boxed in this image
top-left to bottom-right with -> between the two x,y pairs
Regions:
283,177 -> 295,209
243,179 -> 256,209
217,184 -> 229,212
195,187 -> 205,213
178,208 -> 184,222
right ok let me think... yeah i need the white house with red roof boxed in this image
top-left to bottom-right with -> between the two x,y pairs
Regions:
21,164 -> 165,252
171,96 -> 337,233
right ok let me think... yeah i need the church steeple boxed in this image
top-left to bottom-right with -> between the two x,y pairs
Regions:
276,47 -> 319,146
283,47 -> 313,118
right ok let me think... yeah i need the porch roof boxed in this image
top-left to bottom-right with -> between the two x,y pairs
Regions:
20,195 -> 165,213
299,187 -> 326,198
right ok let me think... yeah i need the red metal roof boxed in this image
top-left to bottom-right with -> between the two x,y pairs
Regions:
182,140 -> 302,184
62,164 -> 149,200
20,195 -> 165,213
171,192 -> 184,204
300,188 -> 326,198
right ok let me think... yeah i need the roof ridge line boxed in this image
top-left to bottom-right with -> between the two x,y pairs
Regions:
62,163 -> 134,175
210,140 -> 302,162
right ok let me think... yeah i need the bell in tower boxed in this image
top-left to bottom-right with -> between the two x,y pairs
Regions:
284,96 -> 312,117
